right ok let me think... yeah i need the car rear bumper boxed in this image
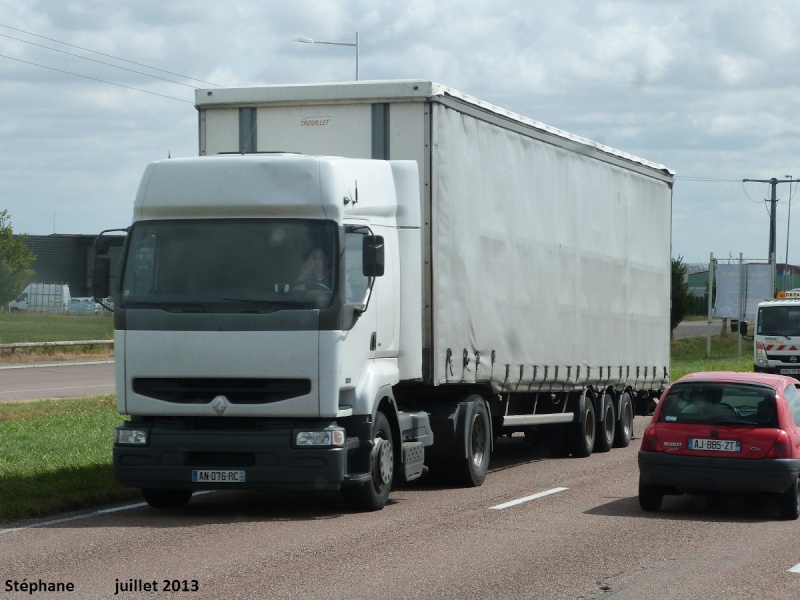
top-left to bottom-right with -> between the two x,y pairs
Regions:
638,451 -> 800,494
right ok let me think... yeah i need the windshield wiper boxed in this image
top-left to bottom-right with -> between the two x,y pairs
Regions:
222,298 -> 304,309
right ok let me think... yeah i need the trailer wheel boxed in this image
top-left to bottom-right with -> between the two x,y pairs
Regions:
342,411 -> 394,511
141,488 -> 193,509
568,391 -> 595,458
595,393 -> 615,453
613,392 -> 634,448
453,397 -> 491,487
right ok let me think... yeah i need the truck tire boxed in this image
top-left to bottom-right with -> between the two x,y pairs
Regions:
568,391 -> 595,458
594,393 -> 615,453
452,397 -> 491,487
342,411 -> 394,511
141,488 -> 193,509
613,392 -> 634,448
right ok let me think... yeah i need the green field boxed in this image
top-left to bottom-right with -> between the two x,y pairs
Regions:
0,317 -> 755,523
0,313 -> 114,344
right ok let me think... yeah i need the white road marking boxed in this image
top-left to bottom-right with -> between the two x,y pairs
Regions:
0,360 -> 114,370
490,487 -> 568,510
0,384 -> 115,396
0,492 -> 215,535
789,563 -> 800,574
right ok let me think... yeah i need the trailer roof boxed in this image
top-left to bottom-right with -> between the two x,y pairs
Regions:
195,80 -> 674,178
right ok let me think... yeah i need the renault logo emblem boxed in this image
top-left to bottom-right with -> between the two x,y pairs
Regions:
211,395 -> 229,415
792,356 -> 798,363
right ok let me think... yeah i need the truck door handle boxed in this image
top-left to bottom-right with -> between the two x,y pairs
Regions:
370,332 -> 377,351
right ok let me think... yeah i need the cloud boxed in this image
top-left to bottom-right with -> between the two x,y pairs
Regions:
1,0 -> 800,264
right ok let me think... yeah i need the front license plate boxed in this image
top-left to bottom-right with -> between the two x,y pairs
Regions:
192,470 -> 246,483
688,438 -> 740,452
780,368 -> 800,375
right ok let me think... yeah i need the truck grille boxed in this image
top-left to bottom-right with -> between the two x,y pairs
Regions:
132,378 -> 311,404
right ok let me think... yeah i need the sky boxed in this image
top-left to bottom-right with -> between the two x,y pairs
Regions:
2,0 -> 800,267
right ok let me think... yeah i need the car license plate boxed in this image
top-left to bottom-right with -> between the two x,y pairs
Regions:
780,368 -> 800,375
191,470 -> 246,483
688,438 -> 740,452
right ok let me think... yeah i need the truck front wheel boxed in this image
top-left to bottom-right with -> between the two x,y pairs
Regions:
141,488 -> 193,509
342,411 -> 394,511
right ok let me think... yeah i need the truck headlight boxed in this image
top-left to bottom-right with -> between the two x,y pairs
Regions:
295,428 -> 345,447
115,428 -> 148,445
756,342 -> 769,367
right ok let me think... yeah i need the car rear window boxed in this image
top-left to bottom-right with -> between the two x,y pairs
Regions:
657,382 -> 778,427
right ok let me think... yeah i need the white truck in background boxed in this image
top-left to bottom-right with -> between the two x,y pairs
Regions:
93,81 -> 674,510
8,283 -> 70,314
754,291 -> 800,378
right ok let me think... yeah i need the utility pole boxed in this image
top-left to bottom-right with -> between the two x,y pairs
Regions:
743,176 -> 800,293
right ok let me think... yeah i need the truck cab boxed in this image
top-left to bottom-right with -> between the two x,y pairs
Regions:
98,154 -> 430,510
754,291 -> 800,378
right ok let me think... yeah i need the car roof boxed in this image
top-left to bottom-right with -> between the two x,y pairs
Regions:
671,371 -> 793,389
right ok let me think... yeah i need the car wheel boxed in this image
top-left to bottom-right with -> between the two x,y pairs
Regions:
638,481 -> 663,512
778,476 -> 800,520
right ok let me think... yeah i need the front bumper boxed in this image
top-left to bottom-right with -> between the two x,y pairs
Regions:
755,364 -> 800,381
638,451 -> 800,495
114,421 -> 364,492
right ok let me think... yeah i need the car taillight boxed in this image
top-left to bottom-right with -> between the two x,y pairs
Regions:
766,430 -> 792,458
640,424 -> 660,452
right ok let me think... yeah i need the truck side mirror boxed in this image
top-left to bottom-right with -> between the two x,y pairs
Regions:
739,320 -> 748,336
93,255 -> 111,300
363,235 -> 385,277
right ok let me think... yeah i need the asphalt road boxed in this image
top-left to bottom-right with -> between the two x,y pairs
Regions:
2,418 -> 799,599
673,318 -> 726,339
0,361 -> 115,403
4,325 -> 783,599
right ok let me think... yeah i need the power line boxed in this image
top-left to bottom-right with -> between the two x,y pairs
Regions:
0,22 -> 222,87
0,53 -> 193,103
0,31 -> 197,88
674,176 -> 742,182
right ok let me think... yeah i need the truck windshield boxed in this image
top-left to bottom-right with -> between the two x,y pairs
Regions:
120,219 -> 337,311
758,305 -> 800,336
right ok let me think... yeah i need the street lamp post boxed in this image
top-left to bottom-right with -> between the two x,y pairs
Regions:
293,32 -> 359,80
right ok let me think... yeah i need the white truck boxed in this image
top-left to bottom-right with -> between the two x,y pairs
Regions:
8,283 -> 70,314
93,80 -> 674,510
754,291 -> 800,377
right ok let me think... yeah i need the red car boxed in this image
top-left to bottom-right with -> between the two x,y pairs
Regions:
638,371 -> 800,519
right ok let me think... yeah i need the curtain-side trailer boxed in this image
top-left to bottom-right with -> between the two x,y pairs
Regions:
98,80 -> 674,510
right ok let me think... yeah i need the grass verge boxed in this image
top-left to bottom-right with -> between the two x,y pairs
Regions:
0,313 -> 114,343
0,313 -> 114,363
0,395 -> 137,522
671,333 -> 752,380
